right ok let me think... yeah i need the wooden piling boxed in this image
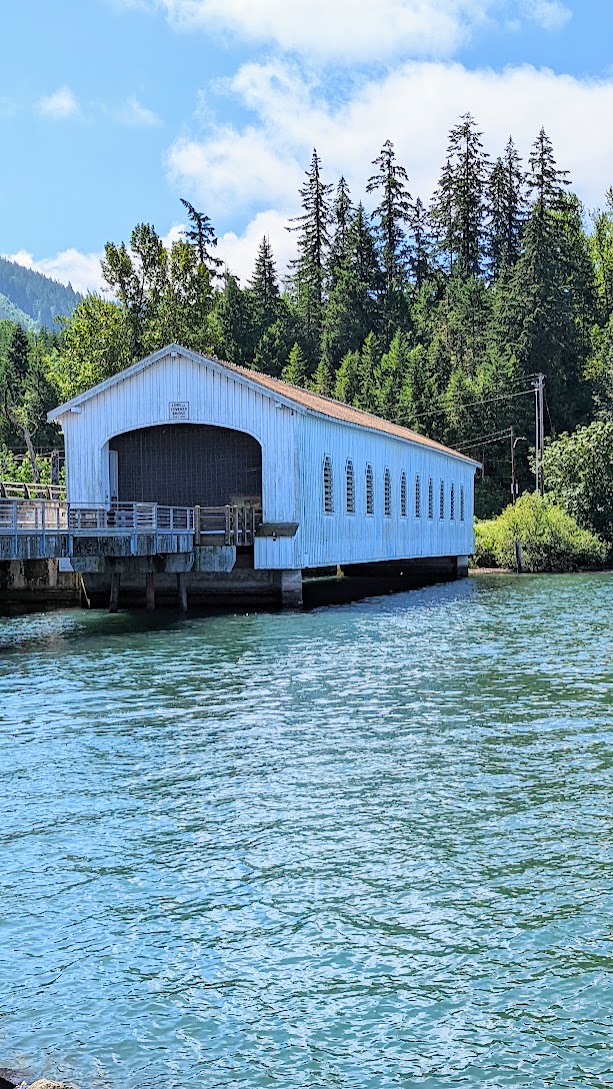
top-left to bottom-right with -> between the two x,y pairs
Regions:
177,571 -> 188,612
109,572 -> 121,613
145,572 -> 156,611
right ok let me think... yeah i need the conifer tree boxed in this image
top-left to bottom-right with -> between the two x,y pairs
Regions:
431,113 -> 490,277
487,137 -> 526,278
248,236 -> 280,326
407,197 -> 434,289
367,140 -> 411,338
287,149 -> 332,358
180,198 -> 224,279
327,177 -> 354,290
283,342 -> 308,387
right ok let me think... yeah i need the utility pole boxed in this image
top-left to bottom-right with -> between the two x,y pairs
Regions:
510,427 -> 526,503
532,374 -> 545,495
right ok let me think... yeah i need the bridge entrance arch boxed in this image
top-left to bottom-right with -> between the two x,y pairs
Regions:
108,424 -> 262,509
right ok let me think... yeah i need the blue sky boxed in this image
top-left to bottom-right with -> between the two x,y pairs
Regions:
2,0 -> 613,291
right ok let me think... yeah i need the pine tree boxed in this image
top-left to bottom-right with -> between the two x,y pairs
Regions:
287,149 -> 332,359
487,137 -> 526,279
248,236 -> 280,328
333,349 -> 361,405
527,128 -> 570,222
327,177 -> 354,290
180,198 -> 224,279
320,204 -> 381,372
283,342 -> 308,387
366,140 -> 411,338
407,197 -> 434,289
431,113 -> 490,278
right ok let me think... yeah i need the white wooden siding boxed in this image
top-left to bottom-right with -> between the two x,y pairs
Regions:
54,348 -> 476,571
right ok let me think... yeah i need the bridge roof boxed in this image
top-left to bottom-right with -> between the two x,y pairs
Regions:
49,344 -> 481,467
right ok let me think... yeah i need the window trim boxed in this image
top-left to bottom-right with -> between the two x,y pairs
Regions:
323,454 -> 334,515
439,479 -> 445,520
345,458 -> 355,515
415,473 -> 421,519
384,467 -> 392,517
400,471 -> 407,518
365,463 -> 374,516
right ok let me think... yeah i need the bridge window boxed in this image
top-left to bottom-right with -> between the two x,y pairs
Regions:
400,471 -> 407,517
415,473 -> 421,518
323,455 -> 334,514
439,479 -> 445,520
428,477 -> 434,519
365,463 -> 374,515
450,482 -> 455,521
460,485 -> 465,522
346,459 -> 355,514
384,468 -> 392,516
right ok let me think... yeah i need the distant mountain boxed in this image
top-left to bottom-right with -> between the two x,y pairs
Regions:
0,256 -> 82,329
0,291 -> 39,331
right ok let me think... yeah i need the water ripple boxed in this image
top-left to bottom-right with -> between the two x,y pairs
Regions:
0,573 -> 612,1088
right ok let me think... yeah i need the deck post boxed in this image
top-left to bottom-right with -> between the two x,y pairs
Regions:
177,572 -> 188,612
280,569 -> 303,609
194,505 -> 201,546
145,571 -> 156,611
109,572 -> 121,613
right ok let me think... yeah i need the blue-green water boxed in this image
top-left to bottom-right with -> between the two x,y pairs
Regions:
0,574 -> 612,1089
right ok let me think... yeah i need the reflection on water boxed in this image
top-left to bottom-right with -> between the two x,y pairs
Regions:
0,574 -> 612,1088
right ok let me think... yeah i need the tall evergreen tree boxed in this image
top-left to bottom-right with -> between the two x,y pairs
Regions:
527,127 -> 570,222
431,113 -> 490,277
287,148 -> 332,360
327,176 -> 354,290
487,137 -> 526,278
248,236 -> 280,334
407,197 -> 434,289
180,198 -> 224,279
366,140 -> 411,337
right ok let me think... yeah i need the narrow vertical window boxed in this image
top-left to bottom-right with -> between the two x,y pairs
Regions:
415,473 -> 421,518
346,459 -> 355,514
428,477 -> 434,519
400,471 -> 407,518
365,463 -> 374,515
323,455 -> 334,514
460,485 -> 465,522
384,468 -> 392,516
450,482 -> 455,521
439,479 -> 445,520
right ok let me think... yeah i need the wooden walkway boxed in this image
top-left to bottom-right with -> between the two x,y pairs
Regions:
0,499 -> 261,561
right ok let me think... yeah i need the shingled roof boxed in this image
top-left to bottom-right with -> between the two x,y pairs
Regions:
220,356 -> 479,466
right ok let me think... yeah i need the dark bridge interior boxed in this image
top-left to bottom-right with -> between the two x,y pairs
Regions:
109,424 -> 262,508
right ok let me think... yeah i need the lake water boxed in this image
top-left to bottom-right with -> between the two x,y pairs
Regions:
0,573 -> 612,1089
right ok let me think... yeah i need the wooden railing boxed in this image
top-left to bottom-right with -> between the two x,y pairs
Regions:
0,480 -> 64,501
194,504 -> 261,546
0,500 -> 261,547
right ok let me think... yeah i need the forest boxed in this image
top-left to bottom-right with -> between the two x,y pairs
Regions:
1,113 -> 612,526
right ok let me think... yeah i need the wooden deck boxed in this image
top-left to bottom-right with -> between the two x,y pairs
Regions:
0,499 -> 261,561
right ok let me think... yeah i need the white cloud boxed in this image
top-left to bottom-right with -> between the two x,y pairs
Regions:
37,86 -> 81,120
519,0 -> 571,30
216,210 -> 296,284
116,96 -> 162,126
5,249 -> 105,295
166,58 -> 613,226
122,0 -> 572,62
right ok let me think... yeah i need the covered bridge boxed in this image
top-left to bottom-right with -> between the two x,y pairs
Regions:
48,344 -> 479,608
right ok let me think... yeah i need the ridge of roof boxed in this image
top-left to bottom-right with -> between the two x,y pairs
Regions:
48,343 -> 479,466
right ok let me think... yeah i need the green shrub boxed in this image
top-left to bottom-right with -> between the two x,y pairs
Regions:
473,492 -> 607,572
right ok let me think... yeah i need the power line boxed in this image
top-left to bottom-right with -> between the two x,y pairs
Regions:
411,386 -> 534,423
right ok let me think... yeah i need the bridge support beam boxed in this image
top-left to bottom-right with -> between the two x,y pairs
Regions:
108,572 -> 121,613
280,568 -> 302,609
177,571 -> 188,612
145,572 -> 156,612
